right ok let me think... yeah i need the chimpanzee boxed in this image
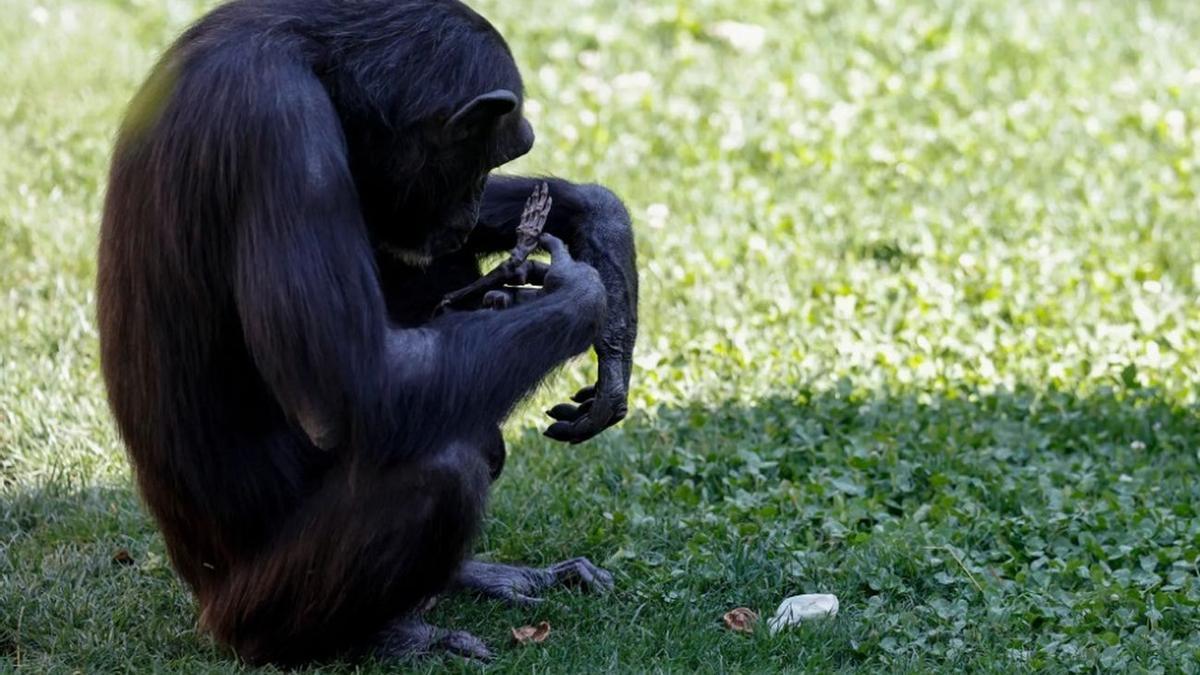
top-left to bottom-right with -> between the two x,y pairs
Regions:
97,0 -> 637,665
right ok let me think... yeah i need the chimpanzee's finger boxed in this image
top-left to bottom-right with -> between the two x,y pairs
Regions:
545,416 -> 608,443
545,399 -> 615,443
546,404 -> 576,421
546,400 -> 593,422
539,234 -> 571,262
548,557 -> 614,593
436,630 -> 494,661
543,421 -> 576,443
571,385 -> 596,403
508,592 -> 545,607
559,418 -> 607,444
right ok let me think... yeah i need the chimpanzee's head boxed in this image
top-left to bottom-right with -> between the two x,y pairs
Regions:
419,86 -> 536,258
338,1 -> 535,266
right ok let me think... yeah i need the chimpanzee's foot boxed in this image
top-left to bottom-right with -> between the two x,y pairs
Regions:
374,615 -> 493,661
455,558 -> 615,606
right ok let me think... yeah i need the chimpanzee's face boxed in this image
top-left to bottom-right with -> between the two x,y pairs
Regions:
382,105 -> 534,265
428,113 -> 535,256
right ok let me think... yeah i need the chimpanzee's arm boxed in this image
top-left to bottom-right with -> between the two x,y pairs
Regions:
469,175 -> 638,444
392,236 -> 606,442
231,59 -> 605,454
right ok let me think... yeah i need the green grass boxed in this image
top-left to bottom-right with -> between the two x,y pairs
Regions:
3,0 -> 1200,671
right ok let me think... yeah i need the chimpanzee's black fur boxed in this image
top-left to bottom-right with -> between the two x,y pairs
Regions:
98,0 -> 637,665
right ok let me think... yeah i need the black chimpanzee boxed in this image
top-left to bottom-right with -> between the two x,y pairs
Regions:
97,0 -> 637,665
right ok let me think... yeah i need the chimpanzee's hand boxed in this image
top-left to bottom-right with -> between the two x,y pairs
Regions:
544,377 -> 628,444
538,234 -> 603,299
536,234 -> 627,443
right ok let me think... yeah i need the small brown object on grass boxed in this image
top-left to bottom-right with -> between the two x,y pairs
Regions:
436,181 -> 553,314
511,621 -> 552,645
722,607 -> 758,633
112,549 -> 136,566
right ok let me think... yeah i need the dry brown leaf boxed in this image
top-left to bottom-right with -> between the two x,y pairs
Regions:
723,607 -> 758,633
511,621 -> 551,645
112,549 -> 136,566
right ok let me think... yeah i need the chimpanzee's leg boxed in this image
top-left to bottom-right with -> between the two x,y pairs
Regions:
454,558 -> 615,606
451,431 -> 614,606
454,428 -> 613,604
200,442 -> 491,666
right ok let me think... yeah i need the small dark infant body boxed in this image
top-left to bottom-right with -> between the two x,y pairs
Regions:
437,182 -> 553,313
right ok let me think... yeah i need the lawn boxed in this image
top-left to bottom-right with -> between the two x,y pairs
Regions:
2,0 -> 1200,671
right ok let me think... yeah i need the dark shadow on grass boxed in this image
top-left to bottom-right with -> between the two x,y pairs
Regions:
479,382 -> 1199,671
2,382 -> 1197,671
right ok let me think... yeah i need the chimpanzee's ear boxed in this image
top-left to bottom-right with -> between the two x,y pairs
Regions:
445,89 -> 519,140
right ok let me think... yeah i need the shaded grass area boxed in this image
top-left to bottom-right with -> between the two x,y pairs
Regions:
4,388 -> 1198,671
3,0 -> 1200,671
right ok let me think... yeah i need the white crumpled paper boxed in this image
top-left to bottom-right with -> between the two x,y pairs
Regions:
768,594 -> 839,634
